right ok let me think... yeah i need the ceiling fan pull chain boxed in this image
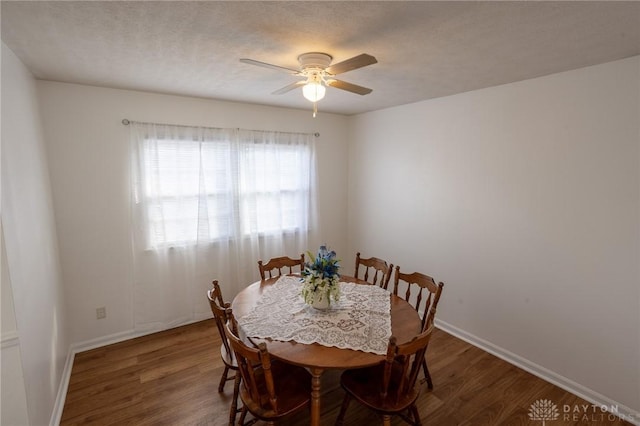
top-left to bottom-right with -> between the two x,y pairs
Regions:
313,102 -> 318,118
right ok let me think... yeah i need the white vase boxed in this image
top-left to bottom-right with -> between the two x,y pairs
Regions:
311,294 -> 330,310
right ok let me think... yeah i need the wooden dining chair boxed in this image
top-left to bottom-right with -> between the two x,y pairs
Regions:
392,266 -> 444,389
258,254 -> 305,280
207,281 -> 241,426
354,252 -> 393,289
335,322 -> 436,426
224,311 -> 312,425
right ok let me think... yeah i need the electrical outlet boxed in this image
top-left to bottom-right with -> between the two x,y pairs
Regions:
96,307 -> 106,319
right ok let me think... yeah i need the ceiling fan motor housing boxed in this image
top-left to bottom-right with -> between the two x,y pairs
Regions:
298,52 -> 333,72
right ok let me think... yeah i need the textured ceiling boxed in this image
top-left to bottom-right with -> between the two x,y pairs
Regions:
2,1 -> 639,115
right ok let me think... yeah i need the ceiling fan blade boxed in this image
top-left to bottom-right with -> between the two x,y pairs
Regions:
240,58 -> 300,74
325,53 -> 377,75
272,81 -> 305,95
326,79 -> 373,95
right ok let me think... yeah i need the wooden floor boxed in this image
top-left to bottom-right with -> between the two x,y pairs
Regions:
61,320 -> 632,426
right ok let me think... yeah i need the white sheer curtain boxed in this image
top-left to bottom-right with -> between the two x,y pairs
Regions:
130,122 -> 318,332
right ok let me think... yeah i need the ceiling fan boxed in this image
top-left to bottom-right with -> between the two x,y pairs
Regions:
240,52 -> 377,117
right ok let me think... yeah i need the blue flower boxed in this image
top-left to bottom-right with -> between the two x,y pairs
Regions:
302,245 -> 340,280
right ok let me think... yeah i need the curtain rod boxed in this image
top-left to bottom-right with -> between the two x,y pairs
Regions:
121,119 -> 320,137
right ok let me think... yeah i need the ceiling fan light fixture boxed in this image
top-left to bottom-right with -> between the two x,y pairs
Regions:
302,81 -> 326,102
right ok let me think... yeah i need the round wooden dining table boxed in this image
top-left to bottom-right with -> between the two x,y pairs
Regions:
231,275 -> 422,426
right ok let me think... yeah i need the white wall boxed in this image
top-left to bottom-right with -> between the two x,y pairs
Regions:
36,82 -> 350,344
1,222 -> 29,426
1,43 -> 68,426
348,56 -> 640,413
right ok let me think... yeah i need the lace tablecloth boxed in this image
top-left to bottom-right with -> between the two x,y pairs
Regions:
238,275 -> 392,355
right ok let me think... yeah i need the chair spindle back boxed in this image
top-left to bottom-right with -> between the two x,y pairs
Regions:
354,252 -> 393,289
392,267 -> 444,330
258,254 -> 305,280
207,280 -> 233,360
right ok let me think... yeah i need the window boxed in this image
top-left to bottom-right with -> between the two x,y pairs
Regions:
238,142 -> 311,235
132,124 -> 314,248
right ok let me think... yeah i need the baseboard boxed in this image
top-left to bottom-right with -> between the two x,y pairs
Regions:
70,313 -> 213,354
435,319 -> 640,426
70,329 -> 140,353
49,315 -> 213,425
49,347 -> 75,426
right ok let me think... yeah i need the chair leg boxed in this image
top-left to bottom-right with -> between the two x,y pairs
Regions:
238,406 -> 248,425
421,358 -> 433,390
410,405 -> 422,426
335,393 -> 352,425
229,372 -> 241,426
219,365 -> 230,392
382,415 -> 392,426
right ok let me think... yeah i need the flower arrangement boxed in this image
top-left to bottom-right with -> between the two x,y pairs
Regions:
301,245 -> 340,307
